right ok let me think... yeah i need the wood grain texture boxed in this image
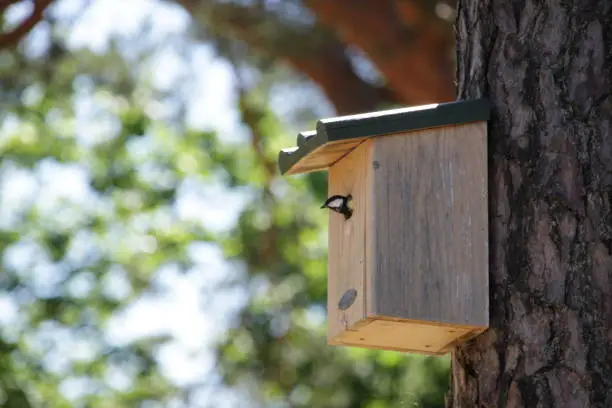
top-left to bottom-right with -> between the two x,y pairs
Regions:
283,139 -> 366,175
327,140 -> 372,341
330,316 -> 485,355
326,123 -> 488,353
369,122 -> 488,327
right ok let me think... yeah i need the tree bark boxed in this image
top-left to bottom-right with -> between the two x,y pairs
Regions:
0,0 -> 54,49
449,0 -> 612,406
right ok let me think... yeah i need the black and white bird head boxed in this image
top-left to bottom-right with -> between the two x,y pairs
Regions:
321,194 -> 353,220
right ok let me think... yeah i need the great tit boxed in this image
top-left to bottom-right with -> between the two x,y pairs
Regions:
321,194 -> 353,220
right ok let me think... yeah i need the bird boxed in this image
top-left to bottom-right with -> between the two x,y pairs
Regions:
321,194 -> 353,220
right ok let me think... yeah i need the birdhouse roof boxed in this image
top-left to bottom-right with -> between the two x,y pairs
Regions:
278,98 -> 490,175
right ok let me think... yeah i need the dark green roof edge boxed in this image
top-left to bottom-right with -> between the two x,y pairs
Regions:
278,98 -> 491,175
317,98 -> 491,141
278,130 -> 322,175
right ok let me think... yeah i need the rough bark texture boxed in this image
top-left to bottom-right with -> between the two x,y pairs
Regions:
450,0 -> 612,406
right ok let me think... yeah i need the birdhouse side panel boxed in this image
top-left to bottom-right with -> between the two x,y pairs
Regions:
327,140 -> 374,342
368,123 -> 488,327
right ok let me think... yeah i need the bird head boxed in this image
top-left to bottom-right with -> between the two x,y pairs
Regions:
321,194 -> 353,219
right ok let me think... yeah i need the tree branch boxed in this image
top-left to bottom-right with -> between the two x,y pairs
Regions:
0,0 -> 54,49
175,0 -> 397,114
305,0 -> 456,104
226,54 -> 282,267
0,0 -> 22,15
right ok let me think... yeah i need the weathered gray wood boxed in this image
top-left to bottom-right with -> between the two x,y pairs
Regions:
326,122 -> 489,354
368,122 -> 488,327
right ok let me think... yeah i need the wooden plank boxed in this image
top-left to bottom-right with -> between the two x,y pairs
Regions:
329,316 -> 485,355
284,139 -> 366,175
368,122 -> 489,327
327,140 -> 373,341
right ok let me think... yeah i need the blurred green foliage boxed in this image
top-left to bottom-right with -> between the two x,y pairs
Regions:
0,1 -> 450,407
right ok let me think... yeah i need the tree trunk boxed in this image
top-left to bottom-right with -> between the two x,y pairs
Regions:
450,0 -> 612,406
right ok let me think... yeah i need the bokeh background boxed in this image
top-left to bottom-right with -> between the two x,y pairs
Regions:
0,0 -> 456,406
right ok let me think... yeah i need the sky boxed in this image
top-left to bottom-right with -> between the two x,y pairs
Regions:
1,0 -> 257,406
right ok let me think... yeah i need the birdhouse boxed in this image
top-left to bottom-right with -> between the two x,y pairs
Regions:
278,99 -> 491,355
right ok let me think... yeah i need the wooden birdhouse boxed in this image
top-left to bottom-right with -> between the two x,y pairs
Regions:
278,99 -> 491,355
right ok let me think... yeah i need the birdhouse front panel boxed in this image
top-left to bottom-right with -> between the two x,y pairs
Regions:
278,99 -> 491,355
327,140 -> 373,341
